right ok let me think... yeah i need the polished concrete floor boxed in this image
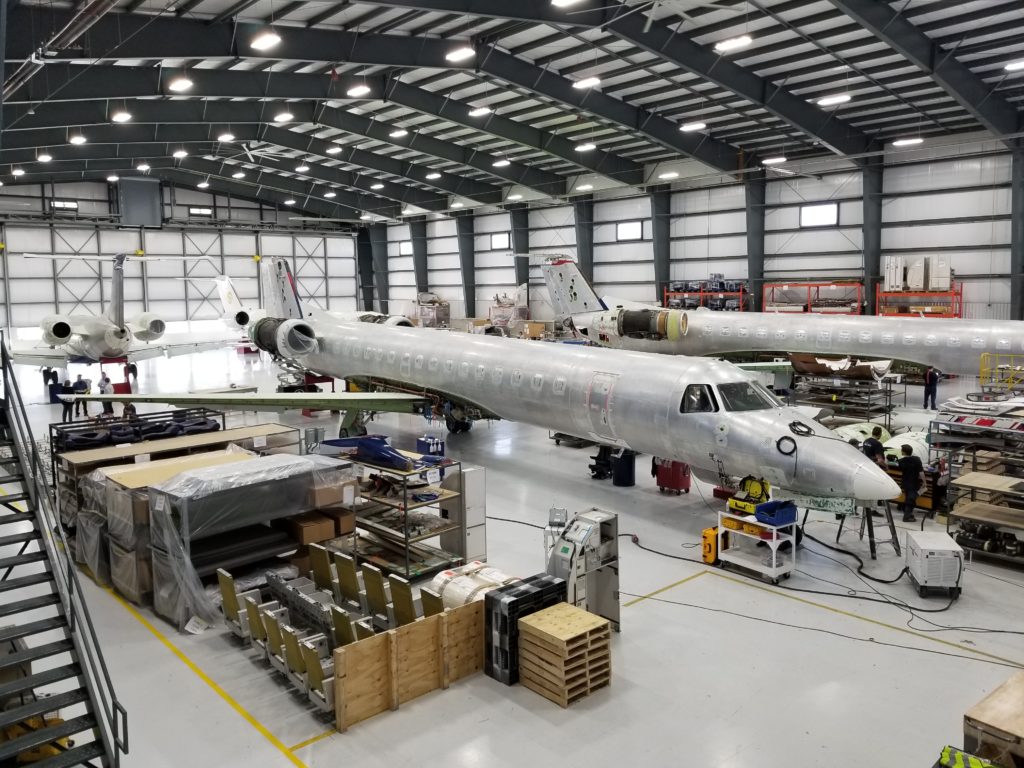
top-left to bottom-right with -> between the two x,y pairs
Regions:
8,350 -> 1024,768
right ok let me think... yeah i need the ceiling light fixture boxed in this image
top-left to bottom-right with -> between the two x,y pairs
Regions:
68,133 -> 87,145
658,171 -> 679,180
346,84 -> 371,98
197,180 -> 209,188
508,194 -> 523,201
360,213 -> 372,220
137,163 -> 150,172
468,106 -> 492,117
551,0 -> 586,7
714,34 -> 752,53
107,175 -> 119,183
324,191 -> 336,198
575,142 -> 596,152
274,111 -> 294,123
250,28 -> 281,51
232,171 -> 245,179
173,149 -> 188,159
680,121 -> 707,132
111,109 -> 132,123
402,207 -> 415,215
217,132 -> 235,142
295,164 -> 310,173
817,93 -> 851,107
284,199 -> 296,206
445,46 -> 475,62
1004,59 -> 1024,72
451,202 -> 464,208
892,137 -> 924,147
576,183 -> 593,191
425,172 -> 441,180
493,158 -> 511,167
37,153 -> 52,163
573,76 -> 601,89
325,145 -> 342,154
11,168 -> 25,177
389,129 -> 409,138
370,183 -> 384,190
761,156 -> 787,165
168,76 -> 192,92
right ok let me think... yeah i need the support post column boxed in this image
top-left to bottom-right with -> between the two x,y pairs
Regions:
368,223 -> 390,313
573,195 -> 595,283
409,216 -> 429,295
355,228 -> 375,312
455,212 -> 476,318
1012,146 -> 1024,321
862,155 -> 884,315
744,172 -> 766,311
650,185 -> 671,304
509,205 -> 530,288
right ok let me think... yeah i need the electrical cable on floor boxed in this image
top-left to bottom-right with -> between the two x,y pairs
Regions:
801,528 -> 910,584
965,567 -> 1024,590
485,516 -> 545,530
618,533 -> 703,562
617,591 -> 1023,671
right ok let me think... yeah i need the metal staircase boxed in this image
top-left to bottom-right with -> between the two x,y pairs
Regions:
0,340 -> 127,766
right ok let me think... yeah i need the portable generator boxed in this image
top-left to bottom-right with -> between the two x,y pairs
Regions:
905,530 -> 964,599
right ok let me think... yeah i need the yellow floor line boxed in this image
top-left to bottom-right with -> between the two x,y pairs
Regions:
622,569 -> 709,607
104,588 -> 310,768
705,570 -> 1024,668
288,728 -> 336,752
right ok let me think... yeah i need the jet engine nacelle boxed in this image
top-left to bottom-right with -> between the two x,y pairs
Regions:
250,317 -> 318,358
40,315 -> 74,346
340,311 -> 414,328
591,308 -> 688,342
128,312 -> 167,342
383,315 -> 414,328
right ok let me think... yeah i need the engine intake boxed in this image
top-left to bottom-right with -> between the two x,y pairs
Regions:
128,312 -> 167,342
251,317 -> 317,358
41,315 -> 73,346
616,309 -> 688,341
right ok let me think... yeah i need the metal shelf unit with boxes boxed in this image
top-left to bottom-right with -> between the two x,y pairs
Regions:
761,281 -> 864,314
715,497 -> 798,584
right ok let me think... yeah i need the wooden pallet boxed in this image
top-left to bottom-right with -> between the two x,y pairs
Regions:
516,603 -> 611,708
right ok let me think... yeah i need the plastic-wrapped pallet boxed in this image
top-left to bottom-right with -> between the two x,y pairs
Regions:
110,541 -> 152,605
485,574 -> 566,685
430,562 -> 517,609
76,511 -> 110,586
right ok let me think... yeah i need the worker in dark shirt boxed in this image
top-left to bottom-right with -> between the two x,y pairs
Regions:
59,380 -> 75,423
897,444 -> 924,523
861,426 -> 886,468
923,366 -> 940,410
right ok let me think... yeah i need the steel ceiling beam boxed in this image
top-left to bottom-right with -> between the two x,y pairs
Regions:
2,104 -> 505,205
825,0 -> 1021,143
352,0 -> 878,161
7,7 -> 740,174
8,64 -> 634,188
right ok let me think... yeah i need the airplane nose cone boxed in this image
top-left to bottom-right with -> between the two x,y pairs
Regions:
851,461 -> 901,501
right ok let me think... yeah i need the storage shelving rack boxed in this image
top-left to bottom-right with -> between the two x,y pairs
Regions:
875,283 -> 963,318
663,286 -> 748,311
716,509 -> 795,584
791,376 -> 903,429
762,281 -> 863,314
335,450 -> 466,579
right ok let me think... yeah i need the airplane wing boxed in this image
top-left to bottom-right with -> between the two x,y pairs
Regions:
72,391 -> 429,414
7,347 -> 72,367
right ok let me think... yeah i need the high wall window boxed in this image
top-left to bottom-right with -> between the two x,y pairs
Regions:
50,199 -> 79,212
799,203 -> 839,228
399,240 -> 414,256
491,232 -> 510,250
188,207 -> 213,217
616,220 -> 643,241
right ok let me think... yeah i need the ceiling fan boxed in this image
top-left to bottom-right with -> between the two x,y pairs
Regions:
567,0 -> 746,32
220,141 -> 297,165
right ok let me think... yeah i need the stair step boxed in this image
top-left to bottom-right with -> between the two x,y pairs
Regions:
0,663 -> 80,706
33,739 -> 106,768
0,593 -> 62,619
0,529 -> 41,547
0,571 -> 54,594
0,640 -> 75,671
0,493 -> 31,506
0,512 -> 37,526
0,616 -> 66,645
0,551 -> 48,570
0,474 -> 25,484
0,713 -> 97,765
0,688 -> 90,731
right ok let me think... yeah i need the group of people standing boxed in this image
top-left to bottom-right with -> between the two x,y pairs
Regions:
860,426 -> 925,524
59,373 -> 119,423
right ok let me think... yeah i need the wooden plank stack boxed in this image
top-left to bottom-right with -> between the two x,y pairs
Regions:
517,603 -> 611,708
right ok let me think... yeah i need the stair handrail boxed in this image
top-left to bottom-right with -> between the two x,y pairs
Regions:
0,336 -> 128,766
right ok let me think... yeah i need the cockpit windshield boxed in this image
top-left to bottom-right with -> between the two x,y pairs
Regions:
716,381 -> 779,411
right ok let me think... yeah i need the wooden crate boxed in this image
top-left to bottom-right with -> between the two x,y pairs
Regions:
517,603 -> 611,708
964,671 -> 1024,765
334,600 -> 484,731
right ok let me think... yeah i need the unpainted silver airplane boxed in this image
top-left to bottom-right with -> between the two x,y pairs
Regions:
541,259 -> 1021,376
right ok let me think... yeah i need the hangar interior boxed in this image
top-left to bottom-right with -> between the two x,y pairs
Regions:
0,0 -> 1023,766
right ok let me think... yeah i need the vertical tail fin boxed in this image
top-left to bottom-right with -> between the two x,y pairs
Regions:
261,257 -> 305,319
107,253 -> 127,329
214,275 -> 257,328
540,259 -> 605,317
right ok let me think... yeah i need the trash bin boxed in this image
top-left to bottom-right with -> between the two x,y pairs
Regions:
48,382 -> 63,404
612,450 -> 636,487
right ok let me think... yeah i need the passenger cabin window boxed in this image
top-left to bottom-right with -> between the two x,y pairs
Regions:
716,382 -> 776,412
681,384 -> 717,414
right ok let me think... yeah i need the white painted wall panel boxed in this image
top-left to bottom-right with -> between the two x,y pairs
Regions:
882,221 -> 1011,250
766,172 -> 862,205
429,254 -> 461,271
593,261 -> 655,284
671,184 -> 746,215
474,212 -> 510,234
884,155 -> 1011,194
427,219 -> 457,239
673,211 -> 745,238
